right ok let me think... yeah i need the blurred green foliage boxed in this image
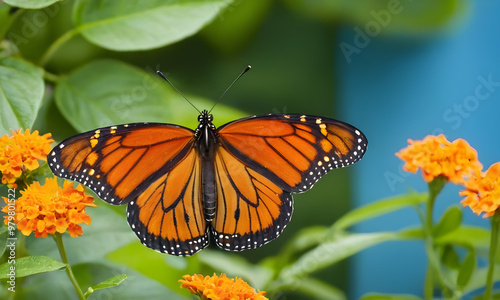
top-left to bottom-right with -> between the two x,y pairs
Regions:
0,0 -> 467,299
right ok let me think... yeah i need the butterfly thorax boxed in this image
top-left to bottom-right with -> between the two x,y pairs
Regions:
195,110 -> 217,159
196,110 -> 218,222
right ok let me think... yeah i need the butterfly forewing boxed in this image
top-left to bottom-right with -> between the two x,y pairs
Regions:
48,123 -> 195,205
218,114 -> 367,193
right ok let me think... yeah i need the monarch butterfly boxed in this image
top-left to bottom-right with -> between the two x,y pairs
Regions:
48,71 -> 367,256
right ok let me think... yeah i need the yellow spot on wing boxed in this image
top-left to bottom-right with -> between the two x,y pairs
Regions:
318,161 -> 323,166
90,138 -> 98,148
319,123 -> 328,136
88,169 -> 95,176
86,152 -> 98,166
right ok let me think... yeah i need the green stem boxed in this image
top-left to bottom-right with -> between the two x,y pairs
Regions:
44,70 -> 60,83
423,176 -> 448,299
53,233 -> 86,300
424,263 -> 433,300
485,214 -> 500,299
426,176 -> 446,233
39,27 -> 81,67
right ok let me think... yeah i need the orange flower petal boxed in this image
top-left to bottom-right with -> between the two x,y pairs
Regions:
68,224 -> 83,237
55,218 -> 68,233
26,206 -> 39,219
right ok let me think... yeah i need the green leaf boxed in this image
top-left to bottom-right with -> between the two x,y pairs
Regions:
435,226 -> 490,250
280,232 -> 396,280
201,0 -> 272,55
54,59 -> 245,132
0,226 -> 8,257
457,248 -> 476,290
397,227 -> 425,240
0,4 -> 13,40
55,59 -> 170,131
472,292 -> 500,300
84,274 -> 127,297
441,244 -> 460,270
3,0 -> 60,9
280,228 -> 422,281
433,206 -> 462,238
0,56 -> 44,135
198,249 -> 272,289
106,241 -> 191,292
333,192 -> 427,231
466,266 -> 500,295
361,293 -> 423,300
279,226 -> 329,259
73,0 -> 233,51
0,256 -> 66,279
282,276 -> 346,300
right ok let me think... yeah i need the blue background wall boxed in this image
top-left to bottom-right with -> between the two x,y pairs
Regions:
338,1 -> 500,298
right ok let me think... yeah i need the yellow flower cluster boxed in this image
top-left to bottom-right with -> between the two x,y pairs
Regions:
179,273 -> 268,300
0,129 -> 54,187
2,177 -> 95,237
396,134 -> 482,184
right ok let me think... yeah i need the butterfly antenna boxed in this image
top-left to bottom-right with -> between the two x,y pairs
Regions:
156,70 -> 201,114
208,65 -> 251,113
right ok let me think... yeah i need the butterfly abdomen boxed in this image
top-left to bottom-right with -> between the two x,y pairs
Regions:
202,157 -> 216,221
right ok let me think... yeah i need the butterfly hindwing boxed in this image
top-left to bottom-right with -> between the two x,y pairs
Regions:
218,114 -> 367,193
126,148 -> 208,256
211,146 -> 293,251
48,123 -> 195,205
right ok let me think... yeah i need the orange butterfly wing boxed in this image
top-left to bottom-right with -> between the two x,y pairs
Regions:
218,114 -> 367,192
213,114 -> 367,250
127,148 -> 208,256
49,123 -> 208,255
211,146 -> 292,251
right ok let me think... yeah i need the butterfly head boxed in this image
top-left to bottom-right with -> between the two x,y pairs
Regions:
198,110 -> 214,125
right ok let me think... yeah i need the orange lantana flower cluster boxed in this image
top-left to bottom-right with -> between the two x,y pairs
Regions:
397,134 -> 500,218
396,134 -> 482,184
460,163 -> 500,218
179,273 -> 268,300
2,177 -> 95,237
0,129 -> 54,187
